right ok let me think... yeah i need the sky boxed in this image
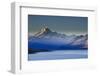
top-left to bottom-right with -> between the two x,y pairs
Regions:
28,15 -> 88,35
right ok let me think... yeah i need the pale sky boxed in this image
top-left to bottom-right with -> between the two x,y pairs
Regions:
28,15 -> 88,35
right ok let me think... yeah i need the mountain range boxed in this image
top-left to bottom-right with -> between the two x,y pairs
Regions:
28,26 -> 88,54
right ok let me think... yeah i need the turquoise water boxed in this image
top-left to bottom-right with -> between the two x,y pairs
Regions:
28,50 -> 88,61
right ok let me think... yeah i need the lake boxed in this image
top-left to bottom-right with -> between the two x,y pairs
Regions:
28,50 -> 88,61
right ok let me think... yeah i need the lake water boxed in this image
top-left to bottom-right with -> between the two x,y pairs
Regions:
28,50 -> 88,61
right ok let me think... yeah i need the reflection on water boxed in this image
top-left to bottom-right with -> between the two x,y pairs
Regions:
28,50 -> 88,61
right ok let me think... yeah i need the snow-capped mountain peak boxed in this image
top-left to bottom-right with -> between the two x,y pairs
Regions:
34,26 -> 52,37
33,26 -> 67,38
41,26 -> 51,33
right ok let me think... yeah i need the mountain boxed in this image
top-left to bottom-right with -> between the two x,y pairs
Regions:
33,26 -> 66,38
28,26 -> 88,54
70,34 -> 88,48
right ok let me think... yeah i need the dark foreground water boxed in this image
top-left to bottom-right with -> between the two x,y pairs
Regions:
28,50 -> 88,61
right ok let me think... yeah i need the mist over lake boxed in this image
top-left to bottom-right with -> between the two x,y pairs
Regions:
28,50 -> 88,60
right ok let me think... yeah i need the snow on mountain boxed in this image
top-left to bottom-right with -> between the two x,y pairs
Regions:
33,26 -> 67,39
28,26 -> 88,53
71,34 -> 88,46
